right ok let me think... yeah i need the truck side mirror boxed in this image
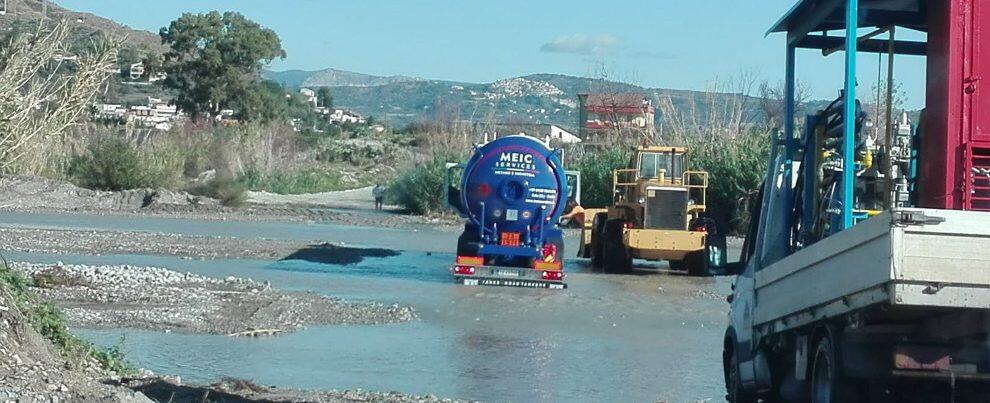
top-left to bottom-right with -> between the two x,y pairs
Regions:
564,170 -> 581,205
444,163 -> 465,214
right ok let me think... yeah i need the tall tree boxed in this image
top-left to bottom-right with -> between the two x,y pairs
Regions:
316,87 -> 333,109
159,11 -> 286,121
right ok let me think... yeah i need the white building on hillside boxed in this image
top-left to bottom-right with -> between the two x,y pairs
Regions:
300,88 -> 318,108
328,108 -> 365,124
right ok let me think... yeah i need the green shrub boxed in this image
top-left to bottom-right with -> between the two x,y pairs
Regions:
388,152 -> 455,215
68,136 -> 182,191
239,166 -> 342,195
670,130 -> 770,233
313,138 -> 397,165
576,148 -> 633,208
190,177 -> 248,207
0,264 -> 135,375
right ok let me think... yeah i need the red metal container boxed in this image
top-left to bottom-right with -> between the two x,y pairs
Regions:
921,0 -> 990,210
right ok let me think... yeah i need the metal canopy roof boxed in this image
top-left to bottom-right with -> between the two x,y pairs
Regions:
768,0 -> 927,38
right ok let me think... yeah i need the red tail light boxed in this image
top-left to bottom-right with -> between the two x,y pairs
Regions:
622,222 -> 633,229
453,265 -> 476,275
541,270 -> 564,281
541,242 -> 558,263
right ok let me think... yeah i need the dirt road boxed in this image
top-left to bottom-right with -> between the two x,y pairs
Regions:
0,176 -> 458,230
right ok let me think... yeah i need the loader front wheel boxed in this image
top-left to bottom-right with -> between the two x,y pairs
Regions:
602,219 -> 632,274
590,213 -> 607,268
685,251 -> 710,276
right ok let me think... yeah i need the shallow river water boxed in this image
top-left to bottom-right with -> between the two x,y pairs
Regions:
2,212 -> 733,402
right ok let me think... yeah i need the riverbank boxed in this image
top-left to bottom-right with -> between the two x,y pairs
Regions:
121,377 -> 471,403
11,262 -> 415,335
0,175 -> 460,230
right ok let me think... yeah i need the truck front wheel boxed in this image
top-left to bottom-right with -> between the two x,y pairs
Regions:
725,347 -> 756,403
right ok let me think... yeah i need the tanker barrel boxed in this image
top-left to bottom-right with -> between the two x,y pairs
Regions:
459,135 -> 568,241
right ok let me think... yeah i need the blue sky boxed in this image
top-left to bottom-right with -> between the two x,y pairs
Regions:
59,0 -> 927,107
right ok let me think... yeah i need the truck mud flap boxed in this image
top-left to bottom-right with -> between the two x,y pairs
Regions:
456,276 -> 567,289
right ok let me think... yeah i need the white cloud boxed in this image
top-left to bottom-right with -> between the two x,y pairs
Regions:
540,34 -> 622,55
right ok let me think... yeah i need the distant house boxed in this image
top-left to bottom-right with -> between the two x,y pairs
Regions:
94,97 -> 182,129
148,72 -> 167,83
577,93 -> 655,144
300,88 -> 318,108
129,62 -> 145,80
328,108 -> 364,124
99,104 -> 122,113
480,123 -> 581,145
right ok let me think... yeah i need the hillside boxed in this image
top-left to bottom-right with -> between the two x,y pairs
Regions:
19,0 -> 768,131
2,0 -> 163,51
268,70 -> 765,130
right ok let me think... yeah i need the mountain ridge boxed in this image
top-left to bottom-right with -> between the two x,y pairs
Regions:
265,68 -> 424,89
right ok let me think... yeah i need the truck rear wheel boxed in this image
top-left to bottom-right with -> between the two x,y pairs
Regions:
602,219 -> 632,273
590,213 -> 607,268
810,334 -> 860,403
457,224 -> 480,257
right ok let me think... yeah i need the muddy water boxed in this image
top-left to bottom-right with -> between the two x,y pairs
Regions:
0,211 -> 454,253
2,212 -> 735,402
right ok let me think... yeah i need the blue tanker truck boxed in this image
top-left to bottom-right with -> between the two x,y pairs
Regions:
444,135 -> 579,289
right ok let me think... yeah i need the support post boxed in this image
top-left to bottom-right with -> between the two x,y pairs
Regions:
841,0 -> 859,229
782,44 -> 796,246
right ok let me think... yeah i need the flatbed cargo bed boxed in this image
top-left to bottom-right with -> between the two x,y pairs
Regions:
754,208 -> 990,335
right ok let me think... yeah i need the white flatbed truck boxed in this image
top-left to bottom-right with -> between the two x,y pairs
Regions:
724,1 -> 990,401
725,208 -> 990,401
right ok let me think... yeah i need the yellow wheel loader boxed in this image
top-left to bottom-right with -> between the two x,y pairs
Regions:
578,146 -> 726,275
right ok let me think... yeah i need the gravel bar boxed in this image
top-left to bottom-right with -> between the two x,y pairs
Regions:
12,262 -> 416,335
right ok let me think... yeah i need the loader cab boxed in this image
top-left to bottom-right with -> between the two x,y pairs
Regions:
636,147 -> 686,183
